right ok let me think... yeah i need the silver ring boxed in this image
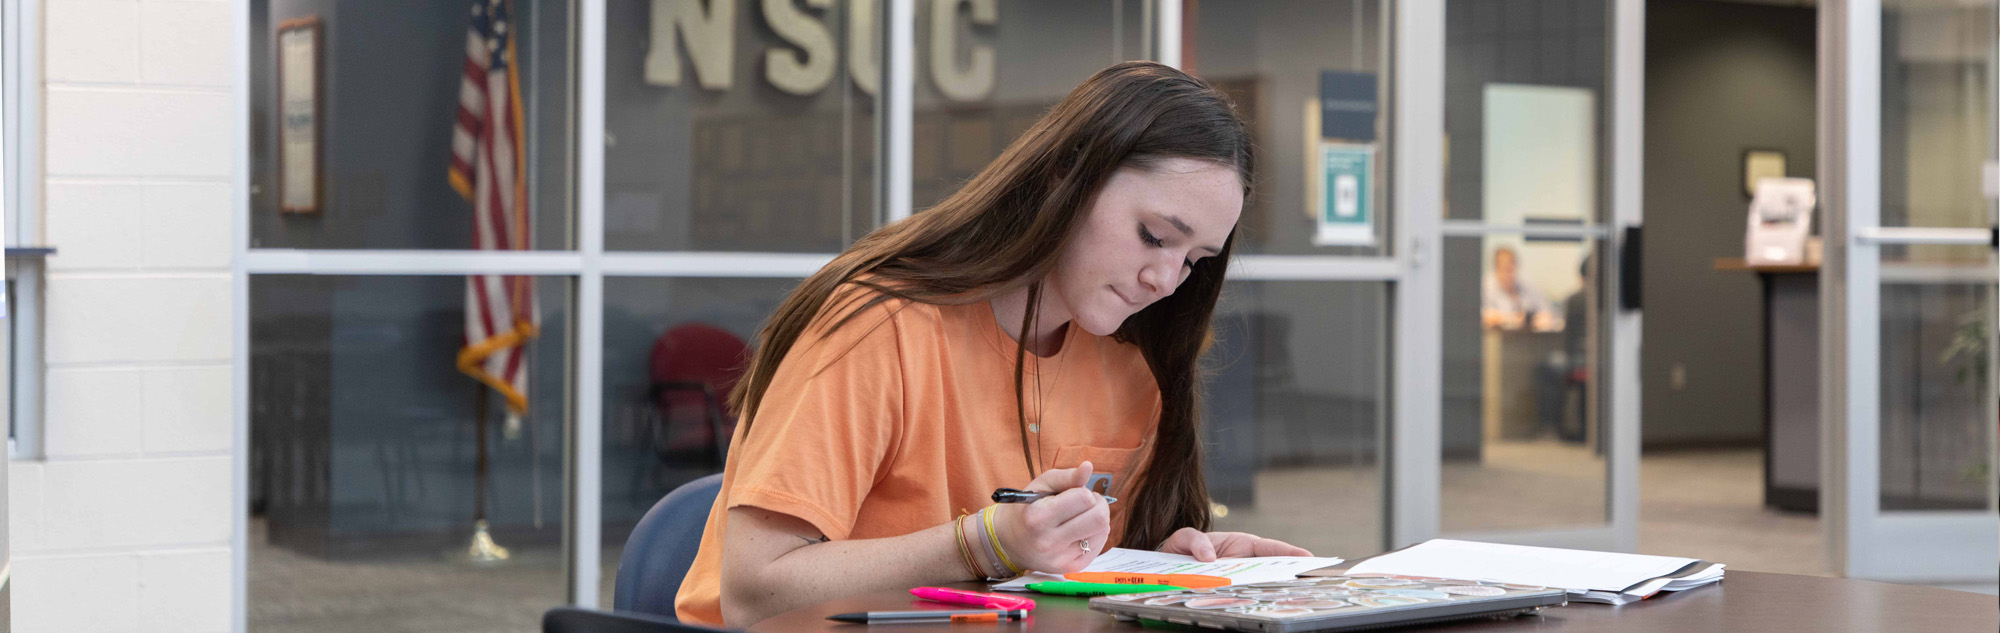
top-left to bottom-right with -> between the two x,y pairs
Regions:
1079,539 -> 1092,553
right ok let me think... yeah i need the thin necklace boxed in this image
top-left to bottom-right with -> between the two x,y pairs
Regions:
1031,327 -> 1071,472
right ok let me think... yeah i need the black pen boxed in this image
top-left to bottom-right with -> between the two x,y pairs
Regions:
992,487 -> 1117,505
827,609 -> 1030,624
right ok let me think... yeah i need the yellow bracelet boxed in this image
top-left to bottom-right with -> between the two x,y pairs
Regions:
982,506 -> 1022,575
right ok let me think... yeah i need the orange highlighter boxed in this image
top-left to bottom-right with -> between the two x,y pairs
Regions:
1063,572 -> 1231,588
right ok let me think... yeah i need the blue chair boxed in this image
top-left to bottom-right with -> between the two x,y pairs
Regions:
615,472 -> 726,619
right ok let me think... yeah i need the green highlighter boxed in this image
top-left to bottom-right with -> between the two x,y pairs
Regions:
1026,581 -> 1190,597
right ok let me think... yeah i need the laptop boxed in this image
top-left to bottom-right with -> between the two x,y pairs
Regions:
1088,574 -> 1567,633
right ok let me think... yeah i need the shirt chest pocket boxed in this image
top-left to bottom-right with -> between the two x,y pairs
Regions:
1048,444 -> 1143,497
1048,443 -> 1146,548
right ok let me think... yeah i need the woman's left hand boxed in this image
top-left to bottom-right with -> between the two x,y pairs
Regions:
1156,527 -> 1312,562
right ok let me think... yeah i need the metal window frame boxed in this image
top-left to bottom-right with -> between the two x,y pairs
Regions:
6,0 -> 44,462
0,0 -> 14,595
230,0 -> 250,627
1608,0 -> 1645,555
227,1 -> 1425,626
4,0 -> 34,253
1389,0 -> 1444,549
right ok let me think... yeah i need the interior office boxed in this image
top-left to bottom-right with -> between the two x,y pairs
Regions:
2,0 -> 1995,632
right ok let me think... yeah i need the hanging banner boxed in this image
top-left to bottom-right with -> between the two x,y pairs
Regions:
1315,141 -> 1375,247
1320,70 -> 1378,142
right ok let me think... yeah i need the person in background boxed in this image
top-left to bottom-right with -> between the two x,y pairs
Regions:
1535,254 -> 1593,444
1482,246 -> 1557,331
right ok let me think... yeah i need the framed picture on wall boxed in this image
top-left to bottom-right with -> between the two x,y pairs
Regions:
277,16 -> 323,214
1743,149 -> 1787,198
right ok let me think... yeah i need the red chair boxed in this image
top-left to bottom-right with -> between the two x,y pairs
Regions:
646,323 -> 748,473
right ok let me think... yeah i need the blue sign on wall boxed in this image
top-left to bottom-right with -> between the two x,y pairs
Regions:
1320,71 -> 1378,142
1317,142 -> 1375,246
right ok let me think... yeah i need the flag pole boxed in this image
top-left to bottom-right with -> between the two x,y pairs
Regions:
467,382 -> 510,562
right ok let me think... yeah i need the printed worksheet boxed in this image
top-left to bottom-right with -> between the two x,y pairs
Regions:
1345,539 -> 1702,593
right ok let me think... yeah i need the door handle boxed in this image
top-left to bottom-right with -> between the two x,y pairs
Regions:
1619,226 -> 1642,311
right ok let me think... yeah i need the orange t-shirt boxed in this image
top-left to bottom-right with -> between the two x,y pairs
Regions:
673,287 -> 1162,625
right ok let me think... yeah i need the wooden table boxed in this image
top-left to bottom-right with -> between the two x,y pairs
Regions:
750,572 -> 1996,632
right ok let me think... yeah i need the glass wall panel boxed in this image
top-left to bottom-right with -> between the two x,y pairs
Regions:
911,0 -> 1150,210
1441,236 -> 1608,533
1440,0 -> 1612,535
250,0 -> 575,250
249,275 -> 571,632
1879,273 -> 1996,512
593,277 -> 1394,576
1205,281 -> 1387,560
1444,0 -> 1607,226
1882,0 -> 1996,230
1879,0 -> 2000,512
597,276 -> 797,601
1193,0 -> 1390,257
604,0 -> 875,252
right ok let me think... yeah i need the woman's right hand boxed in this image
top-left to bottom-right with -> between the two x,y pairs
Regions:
990,461 -> 1112,574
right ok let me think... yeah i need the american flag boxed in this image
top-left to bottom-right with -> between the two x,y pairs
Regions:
450,0 -> 537,425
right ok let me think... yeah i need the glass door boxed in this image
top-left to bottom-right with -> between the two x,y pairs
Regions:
1824,0 -> 2000,582
1392,0 -> 1642,552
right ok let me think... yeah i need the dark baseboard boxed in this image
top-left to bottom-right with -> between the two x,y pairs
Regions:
1763,486 -> 1987,515
1766,485 -> 1817,514
1641,437 -> 1764,454
266,520 -> 585,561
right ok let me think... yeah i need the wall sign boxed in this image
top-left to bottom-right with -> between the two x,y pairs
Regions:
1311,71 -> 1378,247
1319,70 -> 1377,142
645,0 -> 997,101
1316,142 -> 1375,247
278,16 -> 323,214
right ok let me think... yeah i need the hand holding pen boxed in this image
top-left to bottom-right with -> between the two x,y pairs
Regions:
984,461 -> 1112,575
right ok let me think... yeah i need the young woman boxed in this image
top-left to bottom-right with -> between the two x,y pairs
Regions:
674,61 -> 1312,627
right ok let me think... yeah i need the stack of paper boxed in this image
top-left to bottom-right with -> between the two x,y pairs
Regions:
990,547 -> 1346,591
1595,562 -> 1724,605
1343,539 -> 1723,605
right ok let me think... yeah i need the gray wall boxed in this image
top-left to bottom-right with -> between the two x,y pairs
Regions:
1642,0 -> 1816,447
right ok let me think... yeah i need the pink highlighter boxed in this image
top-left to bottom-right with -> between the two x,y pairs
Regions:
910,587 -> 1037,611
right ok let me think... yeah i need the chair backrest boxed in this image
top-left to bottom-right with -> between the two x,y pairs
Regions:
614,472 -> 726,618
649,324 -> 749,451
544,607 -> 731,633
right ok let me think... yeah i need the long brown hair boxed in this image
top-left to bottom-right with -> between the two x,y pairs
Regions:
728,61 -> 1254,550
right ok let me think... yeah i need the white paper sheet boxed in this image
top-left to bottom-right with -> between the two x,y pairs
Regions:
1345,539 -> 1700,593
990,547 -> 1346,591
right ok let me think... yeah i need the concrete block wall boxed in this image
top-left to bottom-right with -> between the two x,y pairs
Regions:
10,0 -> 236,631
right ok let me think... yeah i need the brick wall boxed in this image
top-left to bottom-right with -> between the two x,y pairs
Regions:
10,1 -> 236,631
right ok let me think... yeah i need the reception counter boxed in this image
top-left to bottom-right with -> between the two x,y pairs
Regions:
1714,257 -> 1819,513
